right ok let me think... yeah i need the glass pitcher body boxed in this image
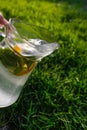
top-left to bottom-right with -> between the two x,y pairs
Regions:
0,45 -> 37,107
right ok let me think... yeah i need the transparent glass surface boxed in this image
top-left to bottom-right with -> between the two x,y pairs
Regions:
0,19 -> 59,108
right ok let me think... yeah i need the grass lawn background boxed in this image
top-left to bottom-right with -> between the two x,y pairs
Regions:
0,0 -> 87,130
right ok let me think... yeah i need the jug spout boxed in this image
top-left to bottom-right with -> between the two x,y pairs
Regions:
22,38 -> 59,61
5,19 -> 59,61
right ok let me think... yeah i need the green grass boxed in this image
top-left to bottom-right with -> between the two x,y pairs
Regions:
0,0 -> 87,130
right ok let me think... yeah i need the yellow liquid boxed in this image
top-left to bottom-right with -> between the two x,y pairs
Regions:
0,47 -> 37,76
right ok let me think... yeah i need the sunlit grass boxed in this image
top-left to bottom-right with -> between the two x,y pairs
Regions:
0,0 -> 87,129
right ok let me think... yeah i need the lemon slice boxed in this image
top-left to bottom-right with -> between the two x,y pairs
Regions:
13,45 -> 22,54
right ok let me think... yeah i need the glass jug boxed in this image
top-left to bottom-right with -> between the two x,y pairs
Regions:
0,19 -> 59,108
